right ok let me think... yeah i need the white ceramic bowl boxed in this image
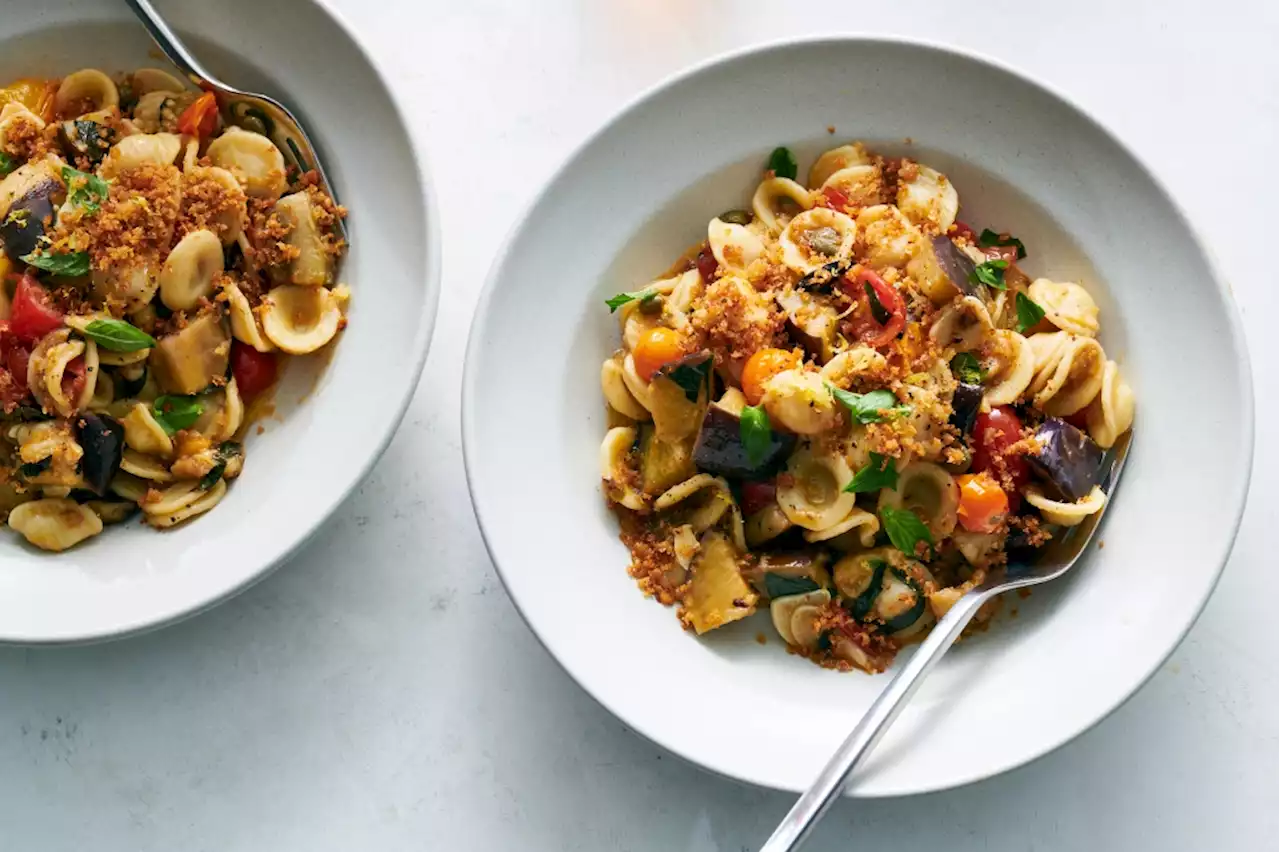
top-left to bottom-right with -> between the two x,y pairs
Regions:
0,0 -> 440,642
464,37 -> 1253,796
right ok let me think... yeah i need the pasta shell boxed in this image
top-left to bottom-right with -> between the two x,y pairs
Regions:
8,498 -> 103,552
1025,485 -> 1106,526
223,279 -> 274,352
206,128 -> 287,200
0,103 -> 45,149
672,524 -> 700,572
55,69 -> 119,117
1029,278 -> 1099,337
808,143 -> 871,188
877,461 -> 960,538
769,589 -> 830,646
777,445 -> 856,531
819,346 -> 886,385
929,296 -> 994,352
952,530 -> 1003,568
654,474 -> 734,533
751,177 -> 813,232
601,357 -> 649,421
1031,334 -> 1105,416
87,371 -> 114,410
26,330 -> 86,418
855,204 -> 922,270
804,507 -> 879,547
98,347 -> 150,367
272,192 -> 331,285
745,502 -> 791,547
131,91 -> 176,134
187,166 -> 248,244
122,402 -> 174,457
821,164 -> 882,210
1085,360 -> 1135,449
761,368 -> 839,435
260,284 -> 343,354
144,478 -> 227,528
120,448 -> 173,482
130,68 -> 188,97
779,208 -> 856,274
707,217 -> 765,273
896,164 -> 958,234
91,262 -> 160,313
109,471 -> 149,502
599,426 -> 645,511
99,133 -> 182,178
983,329 -> 1035,407
789,604 -> 827,649
159,229 -> 223,311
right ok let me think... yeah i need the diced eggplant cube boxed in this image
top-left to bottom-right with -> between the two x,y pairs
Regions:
692,404 -> 795,479
1026,417 -> 1105,502
949,382 -> 983,436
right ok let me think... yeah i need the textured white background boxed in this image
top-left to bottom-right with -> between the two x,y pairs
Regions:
1,1 -> 1276,850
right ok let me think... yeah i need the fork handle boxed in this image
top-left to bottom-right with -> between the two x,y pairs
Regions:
758,589 -> 992,852
122,0 -> 221,89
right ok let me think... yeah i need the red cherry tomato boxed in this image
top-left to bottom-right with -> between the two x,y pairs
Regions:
694,246 -> 718,283
177,91 -> 219,138
1063,408 -> 1090,430
971,405 -> 1029,505
740,479 -> 777,517
821,186 -> 851,211
843,269 -> 906,349
9,274 -> 64,343
0,322 -> 30,410
230,341 -> 278,402
950,221 -> 977,242
60,355 -> 86,405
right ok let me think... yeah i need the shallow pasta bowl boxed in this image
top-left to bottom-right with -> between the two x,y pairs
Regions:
0,0 -> 440,643
463,37 -> 1253,796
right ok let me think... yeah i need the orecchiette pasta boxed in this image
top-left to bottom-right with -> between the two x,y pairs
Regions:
206,128 -> 288,200
98,132 -> 182,178
8,498 -> 103,552
273,192 -> 331,285
54,69 -> 118,117
159,228 -> 223,311
260,284 -> 344,354
596,140 -> 1133,674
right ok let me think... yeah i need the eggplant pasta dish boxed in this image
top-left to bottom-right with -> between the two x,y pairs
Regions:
0,68 -> 347,552
598,141 -> 1134,673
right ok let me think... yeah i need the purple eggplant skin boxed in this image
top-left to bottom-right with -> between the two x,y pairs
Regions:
693,404 -> 796,479
1026,417 -> 1105,502
75,413 -> 124,496
0,176 -> 62,263
949,383 -> 984,436
929,235 -> 980,297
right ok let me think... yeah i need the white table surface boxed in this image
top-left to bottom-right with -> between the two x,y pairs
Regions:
2,1 -> 1276,850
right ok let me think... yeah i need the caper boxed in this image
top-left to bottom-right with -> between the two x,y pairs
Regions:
805,226 -> 843,256
719,209 -> 753,226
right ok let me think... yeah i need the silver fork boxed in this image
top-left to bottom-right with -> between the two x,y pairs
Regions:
761,431 -> 1132,852
123,0 -> 346,241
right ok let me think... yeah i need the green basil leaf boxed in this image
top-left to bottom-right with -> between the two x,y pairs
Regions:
977,228 -> 1027,260
849,559 -> 888,621
739,404 -> 773,467
61,165 -> 110,214
863,280 -> 891,324
82,318 -> 156,352
969,259 -> 1009,290
604,288 -> 659,313
949,352 -> 985,384
828,385 -> 911,424
1015,291 -> 1047,333
199,460 -> 226,490
0,152 -> 15,177
763,573 -> 821,599
845,452 -> 899,494
766,146 -> 798,181
151,395 -> 204,435
22,250 -> 90,277
880,505 -> 934,558
660,355 -> 712,403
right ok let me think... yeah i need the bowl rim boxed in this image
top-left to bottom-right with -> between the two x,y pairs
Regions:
3,0 -> 443,646
462,33 -> 1255,795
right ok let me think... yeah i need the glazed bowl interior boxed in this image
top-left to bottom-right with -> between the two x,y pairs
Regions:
464,38 -> 1252,796
0,0 -> 438,642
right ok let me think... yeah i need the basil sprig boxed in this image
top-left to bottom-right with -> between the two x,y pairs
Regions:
0,152 -> 15,177
880,505 -> 934,558
22,250 -> 90,277
82,318 -> 156,352
977,228 -> 1027,260
950,352 -> 985,384
739,404 -> 773,466
605,288 -> 659,313
766,146 -> 798,181
829,386 -> 910,424
61,165 -> 110,215
969,259 -> 1009,290
659,354 -> 712,403
763,574 -> 821,599
845,452 -> 899,494
1015,291 -> 1046,333
152,395 -> 204,435
199,441 -> 242,490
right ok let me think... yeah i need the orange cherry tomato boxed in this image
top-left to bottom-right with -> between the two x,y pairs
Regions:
177,91 -> 219,138
633,327 -> 687,381
740,347 -> 799,405
956,472 -> 1010,533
